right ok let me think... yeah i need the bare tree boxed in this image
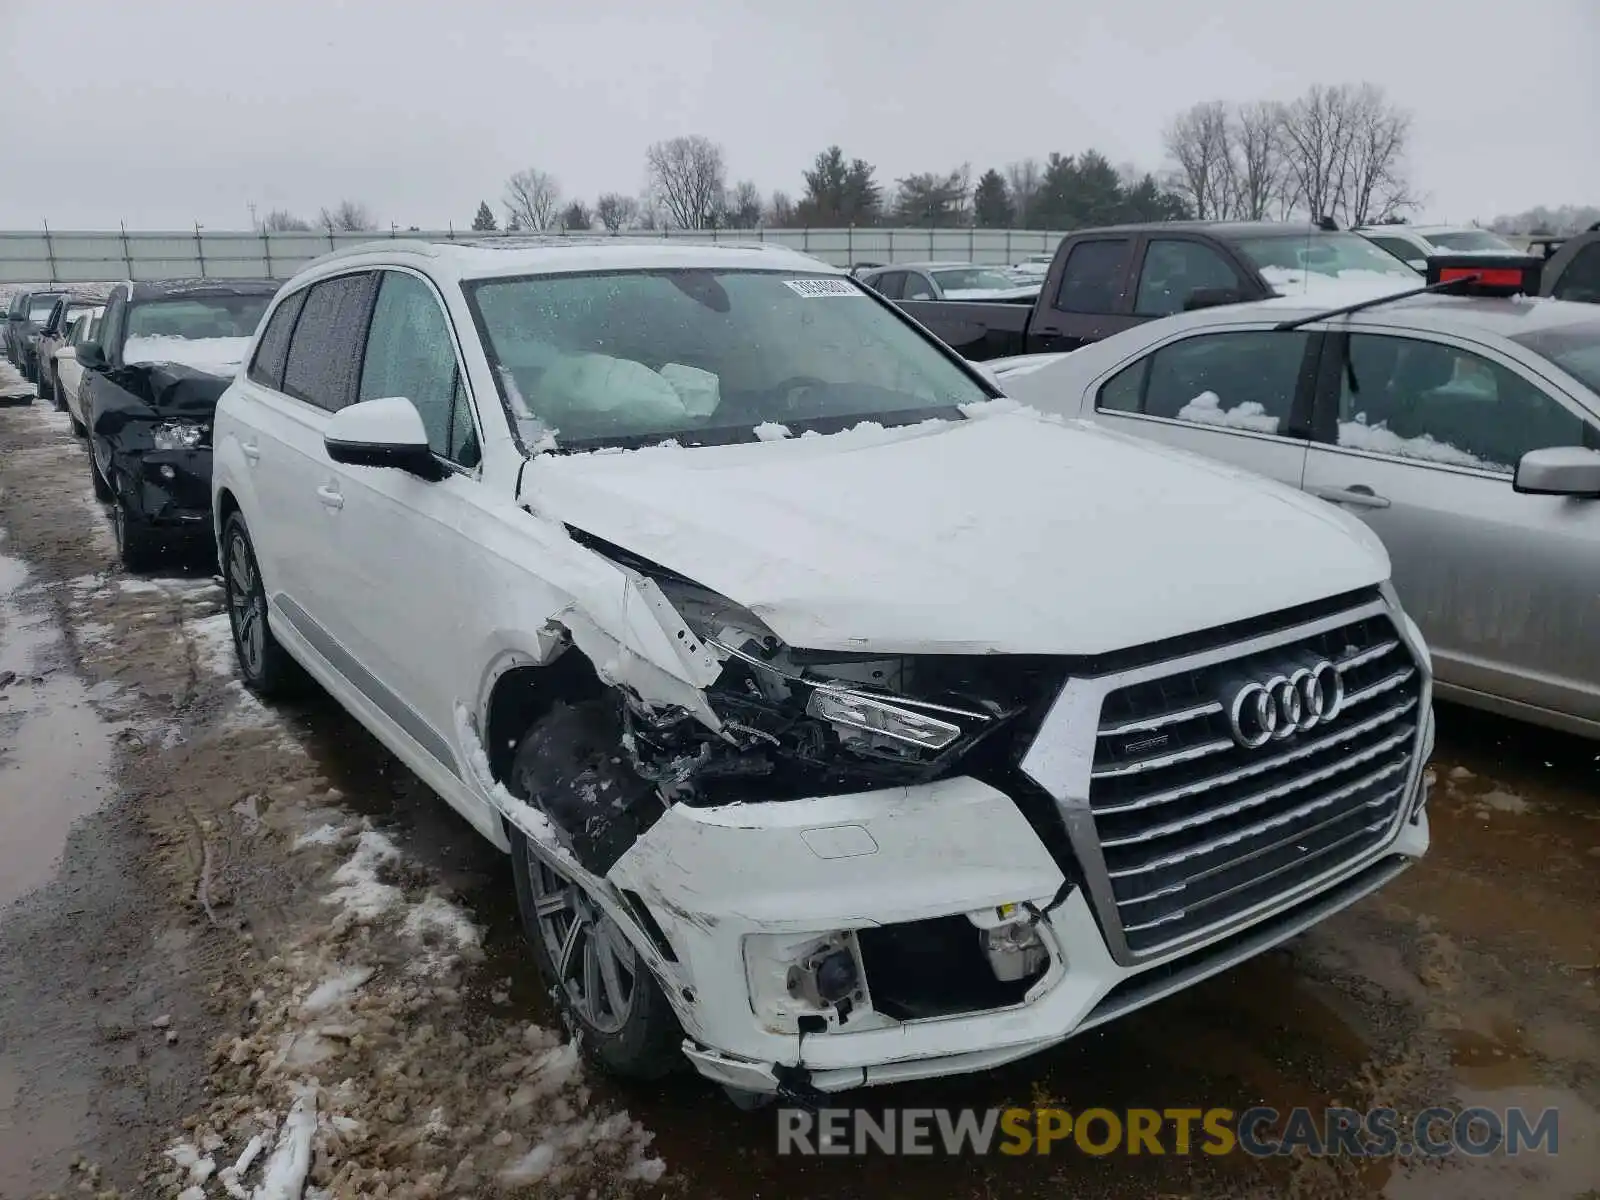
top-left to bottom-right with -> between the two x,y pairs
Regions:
1005,159 -> 1043,226
1231,101 -> 1287,220
1337,84 -> 1416,225
595,192 -> 639,232
767,190 -> 796,227
504,168 -> 562,232
318,200 -> 376,232
645,135 -> 727,229
263,209 -> 312,232
725,180 -> 763,229
1163,100 -> 1236,220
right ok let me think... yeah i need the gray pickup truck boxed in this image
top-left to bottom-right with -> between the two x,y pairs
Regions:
896,221 -> 1420,360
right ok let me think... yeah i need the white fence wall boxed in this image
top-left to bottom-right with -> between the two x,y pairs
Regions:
0,227 -> 1073,285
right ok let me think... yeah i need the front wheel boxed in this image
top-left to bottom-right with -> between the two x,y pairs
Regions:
88,442 -> 113,500
507,702 -> 682,1080
112,479 -> 162,573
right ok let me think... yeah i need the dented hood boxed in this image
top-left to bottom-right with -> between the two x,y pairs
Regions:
527,410 -> 1390,657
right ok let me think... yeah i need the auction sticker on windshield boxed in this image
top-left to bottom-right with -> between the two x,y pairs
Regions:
783,278 -> 861,297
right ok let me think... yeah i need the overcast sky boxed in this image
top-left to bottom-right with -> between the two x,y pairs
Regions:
2,0 -> 1595,231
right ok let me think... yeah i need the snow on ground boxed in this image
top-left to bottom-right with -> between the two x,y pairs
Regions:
157,811 -> 665,1198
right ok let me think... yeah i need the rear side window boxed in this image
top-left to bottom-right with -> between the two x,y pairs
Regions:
1054,239 -> 1131,314
1097,329 -> 1312,435
248,289 -> 307,390
1552,243 -> 1600,304
282,273 -> 376,412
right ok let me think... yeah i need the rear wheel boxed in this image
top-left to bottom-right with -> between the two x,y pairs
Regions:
221,513 -> 301,697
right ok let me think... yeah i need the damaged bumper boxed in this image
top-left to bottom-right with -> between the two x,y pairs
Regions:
609,766 -> 1431,1094
116,447 -> 213,531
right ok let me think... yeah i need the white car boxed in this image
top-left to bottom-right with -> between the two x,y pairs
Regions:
1355,224 -> 1519,272
50,305 -> 104,434
211,238 -> 1432,1101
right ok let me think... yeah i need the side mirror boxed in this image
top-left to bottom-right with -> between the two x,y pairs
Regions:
324,396 -> 444,481
1183,287 -> 1246,312
76,342 -> 105,370
1513,446 -> 1600,497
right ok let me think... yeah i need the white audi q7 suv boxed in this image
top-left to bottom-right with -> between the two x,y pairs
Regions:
211,238 -> 1434,1102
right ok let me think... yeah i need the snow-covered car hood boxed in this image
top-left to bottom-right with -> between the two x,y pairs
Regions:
123,334 -> 250,377
526,409 -> 1390,657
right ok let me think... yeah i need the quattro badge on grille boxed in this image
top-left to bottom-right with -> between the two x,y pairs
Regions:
1224,661 -> 1344,748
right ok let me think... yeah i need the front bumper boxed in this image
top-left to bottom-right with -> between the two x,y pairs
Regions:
611,740 -> 1431,1095
117,447 -> 214,530
604,589 -> 1435,1094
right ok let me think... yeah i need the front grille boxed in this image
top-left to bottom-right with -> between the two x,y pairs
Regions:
1087,608 -> 1419,955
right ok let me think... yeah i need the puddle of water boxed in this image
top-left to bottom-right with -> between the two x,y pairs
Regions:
0,547 -> 117,911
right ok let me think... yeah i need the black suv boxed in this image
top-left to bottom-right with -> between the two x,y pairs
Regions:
6,288 -> 67,380
78,279 -> 278,569
1540,224 -> 1600,305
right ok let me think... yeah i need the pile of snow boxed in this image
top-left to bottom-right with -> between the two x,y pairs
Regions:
124,334 -> 251,375
157,816 -> 665,1198
1177,390 -> 1282,434
1338,413 -> 1505,471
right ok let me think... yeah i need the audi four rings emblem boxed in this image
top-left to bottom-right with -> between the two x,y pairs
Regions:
1226,662 -> 1344,748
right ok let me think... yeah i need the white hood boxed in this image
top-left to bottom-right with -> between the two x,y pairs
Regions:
123,334 -> 250,376
527,410 -> 1388,656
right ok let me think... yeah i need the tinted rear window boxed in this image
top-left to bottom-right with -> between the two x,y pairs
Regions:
248,289 -> 307,390
281,274 -> 376,411
1054,240 -> 1131,313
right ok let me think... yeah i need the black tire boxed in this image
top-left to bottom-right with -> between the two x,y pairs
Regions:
88,442 -> 113,500
112,477 -> 162,573
508,700 -> 682,1080
220,513 -> 301,698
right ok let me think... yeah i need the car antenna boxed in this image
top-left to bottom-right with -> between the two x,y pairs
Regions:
1271,277 -> 1470,332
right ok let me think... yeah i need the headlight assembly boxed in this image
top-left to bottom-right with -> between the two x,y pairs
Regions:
150,420 -> 207,451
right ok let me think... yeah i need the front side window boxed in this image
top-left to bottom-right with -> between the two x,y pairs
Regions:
1054,239 -> 1131,314
1550,244 -> 1600,304
1368,236 -> 1423,266
1336,334 -> 1590,472
1510,320 -> 1600,399
465,269 -> 988,449
872,271 -> 905,300
1097,330 -> 1312,436
903,273 -> 936,300
361,271 -> 479,468
1134,239 -> 1243,317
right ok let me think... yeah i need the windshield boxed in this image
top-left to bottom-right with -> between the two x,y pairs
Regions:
125,295 -> 272,341
465,269 -> 989,449
1236,233 -> 1419,283
932,267 -> 1022,292
1511,323 -> 1600,396
1426,230 -> 1516,253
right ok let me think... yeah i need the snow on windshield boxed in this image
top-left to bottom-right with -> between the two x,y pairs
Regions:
1426,230 -> 1517,253
469,269 -> 990,450
1176,391 -> 1282,433
124,334 -> 251,374
1238,234 -> 1418,287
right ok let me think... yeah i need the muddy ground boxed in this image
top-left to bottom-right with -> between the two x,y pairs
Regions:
0,368 -> 1596,1199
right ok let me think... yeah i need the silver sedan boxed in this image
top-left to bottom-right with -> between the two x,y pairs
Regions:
996,287 -> 1600,739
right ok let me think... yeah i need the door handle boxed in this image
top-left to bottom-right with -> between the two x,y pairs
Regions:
315,483 -> 344,510
241,439 -> 260,464
1312,484 -> 1391,510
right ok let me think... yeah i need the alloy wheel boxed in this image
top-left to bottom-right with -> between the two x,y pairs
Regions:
226,533 -> 266,678
525,847 -> 638,1035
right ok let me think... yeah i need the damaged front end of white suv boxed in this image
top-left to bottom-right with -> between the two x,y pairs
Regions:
473,426 -> 1435,1103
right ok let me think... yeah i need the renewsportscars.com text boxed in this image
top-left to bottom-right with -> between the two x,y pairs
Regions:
776,1106 -> 1560,1158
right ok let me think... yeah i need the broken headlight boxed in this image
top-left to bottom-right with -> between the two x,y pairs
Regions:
150,420 -> 207,451
627,580 -> 1020,800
